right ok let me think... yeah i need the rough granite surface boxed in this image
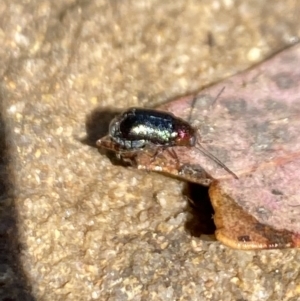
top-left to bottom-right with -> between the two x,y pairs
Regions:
1,0 -> 300,300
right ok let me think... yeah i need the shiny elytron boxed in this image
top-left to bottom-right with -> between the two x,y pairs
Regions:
109,108 -> 196,149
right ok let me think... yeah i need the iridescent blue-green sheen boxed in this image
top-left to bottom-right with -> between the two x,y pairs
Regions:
109,108 -> 195,149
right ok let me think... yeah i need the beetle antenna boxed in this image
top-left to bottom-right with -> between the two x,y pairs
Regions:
188,86 -> 226,123
187,86 -> 237,179
195,144 -> 238,179
188,95 -> 199,123
210,86 -> 225,108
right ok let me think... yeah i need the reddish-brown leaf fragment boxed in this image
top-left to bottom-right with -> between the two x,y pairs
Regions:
209,156 -> 300,249
210,180 -> 300,250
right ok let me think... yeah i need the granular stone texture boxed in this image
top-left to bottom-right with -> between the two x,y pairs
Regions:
1,0 -> 300,300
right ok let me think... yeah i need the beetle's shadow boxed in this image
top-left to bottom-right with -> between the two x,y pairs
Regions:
82,107 -> 120,147
81,107 -> 132,166
183,182 -> 216,239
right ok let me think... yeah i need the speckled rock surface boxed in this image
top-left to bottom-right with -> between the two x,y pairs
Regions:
1,0 -> 300,300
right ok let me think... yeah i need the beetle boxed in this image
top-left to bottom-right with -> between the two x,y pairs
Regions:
98,106 -> 238,179
108,107 -> 196,149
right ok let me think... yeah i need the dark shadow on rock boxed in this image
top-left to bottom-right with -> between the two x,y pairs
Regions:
82,107 -> 121,147
0,100 -> 36,300
184,182 -> 216,238
82,107 -> 132,166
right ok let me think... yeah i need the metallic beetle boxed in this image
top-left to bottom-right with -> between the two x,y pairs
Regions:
109,107 -> 196,149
